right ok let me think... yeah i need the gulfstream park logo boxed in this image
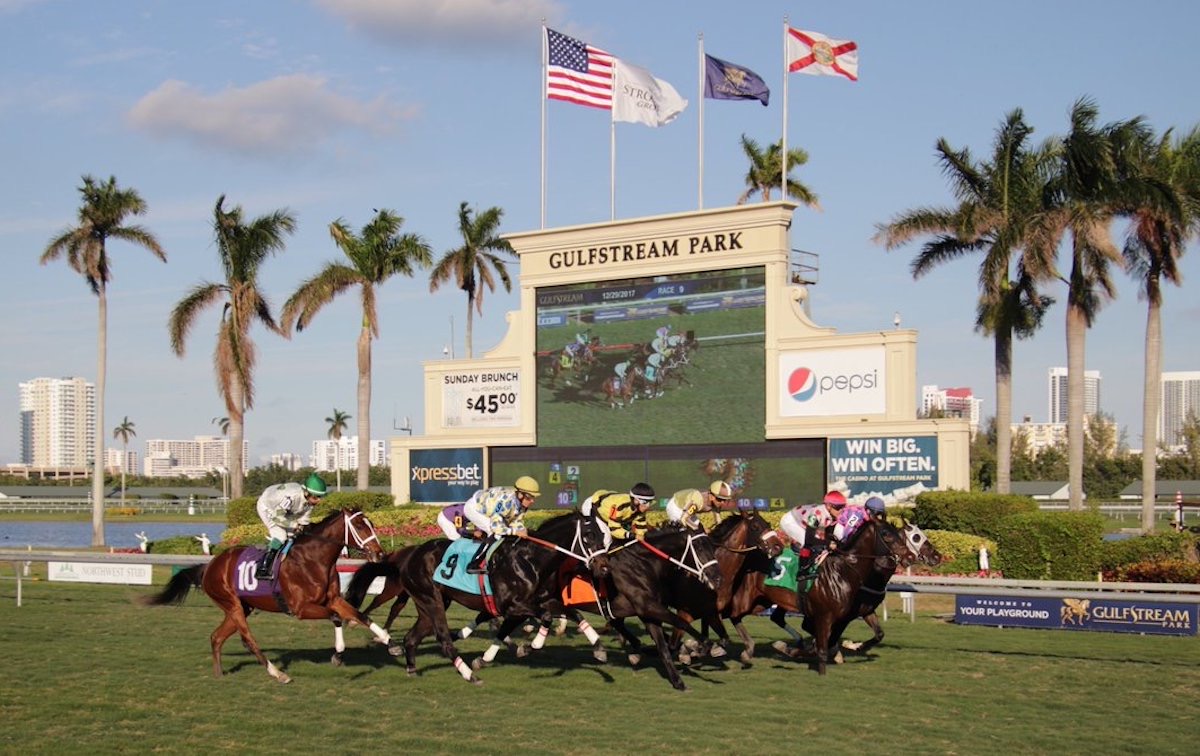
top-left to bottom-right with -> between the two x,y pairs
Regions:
786,367 -> 879,402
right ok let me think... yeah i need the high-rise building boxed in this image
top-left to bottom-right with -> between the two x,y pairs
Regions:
18,377 -> 95,467
921,385 -> 983,435
310,437 -> 387,471
1160,371 -> 1200,449
104,447 -> 138,474
143,436 -> 248,478
1047,367 -> 1101,423
270,452 -> 304,471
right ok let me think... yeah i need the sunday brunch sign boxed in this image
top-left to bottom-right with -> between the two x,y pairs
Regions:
441,369 -> 522,429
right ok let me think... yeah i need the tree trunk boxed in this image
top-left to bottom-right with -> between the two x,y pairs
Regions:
1141,299 -> 1163,532
92,287 -> 108,547
1066,304 -> 1087,511
465,296 -> 474,359
229,380 -> 245,499
120,441 -> 128,509
357,324 -> 371,491
994,327 -> 1013,494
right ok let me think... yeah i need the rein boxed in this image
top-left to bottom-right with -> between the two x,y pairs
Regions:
300,510 -> 380,558
630,532 -> 717,582
520,519 -> 603,566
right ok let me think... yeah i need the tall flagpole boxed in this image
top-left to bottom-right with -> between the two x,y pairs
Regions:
781,17 -> 789,201
697,33 -> 704,210
610,119 -> 617,221
540,22 -> 547,229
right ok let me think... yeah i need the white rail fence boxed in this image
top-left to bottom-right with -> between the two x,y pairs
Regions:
0,549 -> 368,608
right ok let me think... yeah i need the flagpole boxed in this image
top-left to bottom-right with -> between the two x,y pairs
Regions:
781,17 -> 789,202
540,22 -> 547,229
610,118 -> 617,221
697,33 -> 704,210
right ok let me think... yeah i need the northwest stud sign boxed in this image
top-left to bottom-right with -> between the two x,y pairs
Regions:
442,370 -> 521,429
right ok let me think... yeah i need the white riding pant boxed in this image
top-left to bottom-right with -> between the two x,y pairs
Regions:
778,510 -> 808,545
436,511 -> 463,541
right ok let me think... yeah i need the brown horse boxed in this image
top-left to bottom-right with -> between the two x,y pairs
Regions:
140,508 -> 394,684
600,365 -> 642,409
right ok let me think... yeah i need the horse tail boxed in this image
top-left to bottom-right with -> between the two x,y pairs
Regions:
344,559 -> 400,608
139,564 -> 204,607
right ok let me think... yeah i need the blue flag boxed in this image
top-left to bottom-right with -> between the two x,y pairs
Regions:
704,54 -> 769,106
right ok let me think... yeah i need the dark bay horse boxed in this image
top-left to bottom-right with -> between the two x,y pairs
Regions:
542,527 -> 723,691
140,508 -> 392,684
366,512 -> 606,685
831,521 -> 943,658
669,513 -> 783,663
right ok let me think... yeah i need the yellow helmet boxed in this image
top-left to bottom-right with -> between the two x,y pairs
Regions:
514,475 -> 541,497
709,480 -> 733,500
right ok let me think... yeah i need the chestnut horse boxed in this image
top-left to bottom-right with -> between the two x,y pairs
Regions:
140,508 -> 394,684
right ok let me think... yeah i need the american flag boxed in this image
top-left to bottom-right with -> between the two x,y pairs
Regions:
545,28 -> 614,110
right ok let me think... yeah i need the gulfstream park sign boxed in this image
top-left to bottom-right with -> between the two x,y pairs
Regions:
547,232 -> 743,270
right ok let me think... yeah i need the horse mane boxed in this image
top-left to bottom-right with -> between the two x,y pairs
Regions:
707,514 -> 744,542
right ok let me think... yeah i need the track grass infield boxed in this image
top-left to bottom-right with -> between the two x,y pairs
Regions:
2,572 -> 1197,755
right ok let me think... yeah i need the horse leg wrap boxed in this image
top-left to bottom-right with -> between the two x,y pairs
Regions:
578,620 -> 600,646
483,644 -> 501,663
785,626 -> 803,641
531,626 -> 550,650
334,625 -> 346,654
453,656 -> 473,681
459,621 -> 478,640
368,622 -> 391,645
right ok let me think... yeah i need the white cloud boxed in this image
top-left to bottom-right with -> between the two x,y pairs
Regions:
314,0 -> 563,48
126,74 -> 419,156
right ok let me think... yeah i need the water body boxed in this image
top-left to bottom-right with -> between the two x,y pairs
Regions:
0,521 -> 226,549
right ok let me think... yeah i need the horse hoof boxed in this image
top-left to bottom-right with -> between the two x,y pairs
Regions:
740,650 -> 753,664
331,653 -> 344,667
678,653 -> 692,666
709,645 -> 727,659
841,640 -> 863,651
469,676 -> 484,687
406,667 -> 418,677
627,653 -> 641,667
771,640 -> 790,656
471,658 -> 485,671
516,645 -> 529,659
833,651 -> 845,665
387,643 -> 403,657
276,674 -> 292,685
593,647 -> 608,664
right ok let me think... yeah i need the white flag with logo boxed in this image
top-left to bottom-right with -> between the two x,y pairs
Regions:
612,59 -> 687,127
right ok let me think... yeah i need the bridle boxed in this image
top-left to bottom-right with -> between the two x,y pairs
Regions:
614,531 -> 719,586
302,509 -> 380,558
518,515 -> 607,568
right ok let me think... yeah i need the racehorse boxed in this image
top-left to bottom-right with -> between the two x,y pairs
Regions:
600,364 -> 643,409
547,336 -> 601,388
140,508 -> 393,684
540,527 -> 723,691
366,512 -> 607,685
668,512 -> 784,663
831,521 -> 943,658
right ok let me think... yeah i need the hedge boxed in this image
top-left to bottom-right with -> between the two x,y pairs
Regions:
1097,530 -> 1200,575
993,511 -> 1106,580
911,490 -> 1038,539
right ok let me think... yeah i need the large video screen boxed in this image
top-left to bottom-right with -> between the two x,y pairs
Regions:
535,267 -> 766,447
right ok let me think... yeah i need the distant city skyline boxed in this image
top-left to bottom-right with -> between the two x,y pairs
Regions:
1047,367 -> 1101,424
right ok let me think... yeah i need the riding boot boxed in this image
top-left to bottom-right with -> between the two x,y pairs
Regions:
256,547 -> 280,580
465,538 -> 492,574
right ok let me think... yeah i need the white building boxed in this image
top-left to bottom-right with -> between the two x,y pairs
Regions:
1047,367 -> 1101,423
270,452 -> 304,471
310,437 -> 387,472
143,436 -> 248,478
1011,416 -> 1068,457
921,385 -> 982,435
1160,371 -> 1200,449
18,376 -> 95,467
104,447 -> 138,474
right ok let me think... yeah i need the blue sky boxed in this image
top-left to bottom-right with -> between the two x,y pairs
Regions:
2,0 -> 1198,465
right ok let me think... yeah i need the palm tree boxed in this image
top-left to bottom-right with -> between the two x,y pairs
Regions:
875,110 -> 1053,494
282,209 -> 432,490
41,175 -> 165,546
429,202 -> 516,359
1029,98 -> 1149,510
1119,125 -> 1200,530
325,408 -> 351,492
736,134 -> 820,208
211,416 -> 230,435
112,416 -> 136,508
168,195 -> 296,499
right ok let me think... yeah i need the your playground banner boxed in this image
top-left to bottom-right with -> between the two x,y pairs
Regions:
955,595 -> 1197,636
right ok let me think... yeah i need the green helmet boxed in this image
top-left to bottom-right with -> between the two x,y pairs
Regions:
302,473 -> 328,498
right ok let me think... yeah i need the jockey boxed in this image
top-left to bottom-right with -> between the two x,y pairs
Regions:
437,502 -> 481,541
831,501 -> 870,549
594,482 -> 656,546
644,352 -> 664,397
778,490 -> 847,573
463,476 -> 541,574
255,473 -> 328,579
666,480 -> 735,530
